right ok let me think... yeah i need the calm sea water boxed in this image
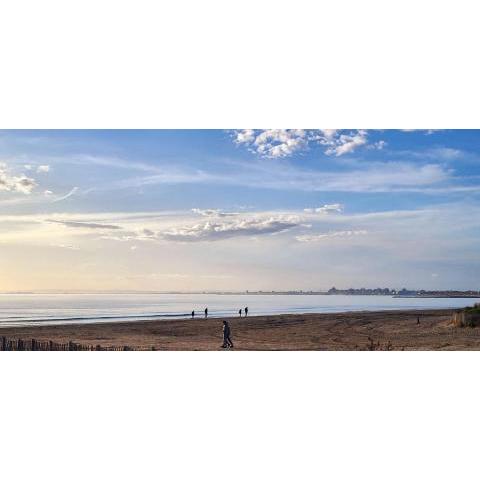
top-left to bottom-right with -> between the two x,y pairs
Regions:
0,293 -> 477,327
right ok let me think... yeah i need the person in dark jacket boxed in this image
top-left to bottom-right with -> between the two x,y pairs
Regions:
191,310 -> 195,319
221,320 -> 234,349
245,306 -> 249,317
205,307 -> 208,318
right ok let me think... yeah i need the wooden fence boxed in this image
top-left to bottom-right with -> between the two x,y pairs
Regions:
0,336 -> 154,351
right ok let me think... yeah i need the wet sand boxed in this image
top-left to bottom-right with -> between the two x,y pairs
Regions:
0,308 -> 478,350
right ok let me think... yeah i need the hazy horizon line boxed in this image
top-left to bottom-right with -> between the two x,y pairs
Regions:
1,288 -> 479,295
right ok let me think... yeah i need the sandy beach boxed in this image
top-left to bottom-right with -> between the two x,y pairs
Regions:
0,308 -> 478,350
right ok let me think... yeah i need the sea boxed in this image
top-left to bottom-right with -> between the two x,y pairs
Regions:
0,293 -> 477,327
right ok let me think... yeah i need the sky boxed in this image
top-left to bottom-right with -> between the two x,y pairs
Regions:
0,129 -> 479,292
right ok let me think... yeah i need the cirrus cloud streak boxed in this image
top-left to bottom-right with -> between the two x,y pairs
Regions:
296,230 -> 368,242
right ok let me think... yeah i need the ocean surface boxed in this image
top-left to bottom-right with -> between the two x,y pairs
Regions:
0,293 -> 477,327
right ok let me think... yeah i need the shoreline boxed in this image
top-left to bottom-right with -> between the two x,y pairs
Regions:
0,306 -> 458,329
1,308 -> 478,350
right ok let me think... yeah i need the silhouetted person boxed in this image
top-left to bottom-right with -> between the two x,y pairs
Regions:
417,315 -> 420,325
239,308 -> 242,317
192,310 -> 195,319
205,307 -> 208,318
245,306 -> 248,317
221,320 -> 234,349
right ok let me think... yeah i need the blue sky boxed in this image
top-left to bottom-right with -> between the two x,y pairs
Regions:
0,129 -> 479,291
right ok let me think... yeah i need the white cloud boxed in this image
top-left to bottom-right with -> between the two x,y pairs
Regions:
323,130 -> 368,156
320,129 -> 338,140
192,208 -> 239,217
234,129 -> 255,144
100,234 -> 139,242
235,129 -> 308,158
0,163 -> 37,194
255,129 -> 308,158
233,129 -> 371,158
368,140 -> 387,150
23,164 -> 50,173
100,227 -> 160,243
304,203 -> 343,214
44,190 -> 53,196
296,230 -> 368,242
162,216 -> 300,242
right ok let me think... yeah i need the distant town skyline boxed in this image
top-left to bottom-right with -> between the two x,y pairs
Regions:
1,129 -> 479,291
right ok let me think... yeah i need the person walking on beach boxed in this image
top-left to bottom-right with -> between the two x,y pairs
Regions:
221,320 -> 234,349
245,306 -> 248,317
205,307 -> 208,318
239,308 -> 242,317
417,315 -> 420,325
191,310 -> 195,319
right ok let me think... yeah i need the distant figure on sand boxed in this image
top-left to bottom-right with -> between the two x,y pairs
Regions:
417,315 -> 420,325
191,310 -> 195,319
245,306 -> 248,317
239,308 -> 242,317
205,307 -> 208,318
221,320 -> 234,349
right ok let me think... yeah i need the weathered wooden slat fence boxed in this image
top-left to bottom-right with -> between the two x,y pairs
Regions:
0,336 -> 154,351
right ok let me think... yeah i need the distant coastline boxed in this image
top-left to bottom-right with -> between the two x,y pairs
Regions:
1,289 -> 480,298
